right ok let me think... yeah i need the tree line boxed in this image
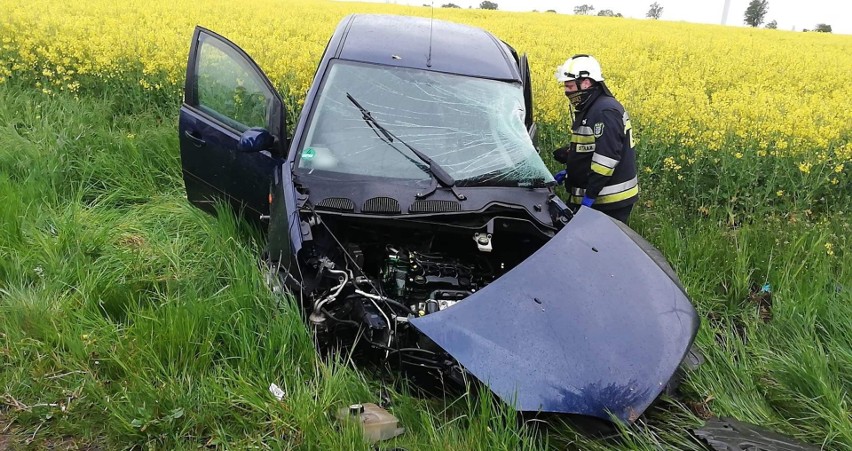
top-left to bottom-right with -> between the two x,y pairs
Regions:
438,0 -> 832,31
745,0 -> 832,32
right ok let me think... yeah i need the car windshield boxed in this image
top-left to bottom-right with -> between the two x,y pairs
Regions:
297,61 -> 553,187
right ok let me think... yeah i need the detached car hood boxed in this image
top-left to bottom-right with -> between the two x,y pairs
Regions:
410,207 -> 699,422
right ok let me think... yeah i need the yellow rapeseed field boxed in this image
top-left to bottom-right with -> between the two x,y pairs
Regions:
1,0 -> 850,204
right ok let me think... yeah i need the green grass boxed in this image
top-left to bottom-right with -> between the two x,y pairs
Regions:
0,83 -> 849,449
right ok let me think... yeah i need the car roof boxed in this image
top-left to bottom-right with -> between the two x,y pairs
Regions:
336,14 -> 520,81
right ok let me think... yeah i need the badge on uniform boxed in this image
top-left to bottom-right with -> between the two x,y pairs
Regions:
594,122 -> 605,137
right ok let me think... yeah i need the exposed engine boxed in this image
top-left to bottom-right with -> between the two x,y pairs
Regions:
278,212 -> 548,386
308,244 -> 494,338
300,239 -> 502,384
380,247 -> 490,315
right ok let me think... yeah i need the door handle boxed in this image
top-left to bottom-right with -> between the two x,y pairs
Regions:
184,130 -> 206,147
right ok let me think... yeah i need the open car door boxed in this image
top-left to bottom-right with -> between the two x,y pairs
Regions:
179,26 -> 287,221
519,54 -> 537,147
519,54 -> 533,129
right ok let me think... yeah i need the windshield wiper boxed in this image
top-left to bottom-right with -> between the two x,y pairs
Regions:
346,93 -> 466,201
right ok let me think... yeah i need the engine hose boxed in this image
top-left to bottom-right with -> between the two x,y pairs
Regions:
320,310 -> 402,359
364,295 -> 393,357
354,289 -> 416,316
381,298 -> 417,316
313,268 -> 350,313
320,308 -> 360,328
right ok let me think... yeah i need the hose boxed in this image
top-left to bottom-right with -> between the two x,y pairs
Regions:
313,268 -> 349,313
354,289 -> 416,316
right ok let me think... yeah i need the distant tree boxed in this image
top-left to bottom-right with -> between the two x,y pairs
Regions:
573,4 -> 595,15
744,0 -> 769,27
765,19 -> 777,29
813,23 -> 832,32
479,1 -> 498,9
545,9 -> 557,13
597,9 -> 617,16
441,2 -> 461,7
646,2 -> 663,19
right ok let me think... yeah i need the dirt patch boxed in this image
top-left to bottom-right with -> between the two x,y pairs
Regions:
117,233 -> 146,250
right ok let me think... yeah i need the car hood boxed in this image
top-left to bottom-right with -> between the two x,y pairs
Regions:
410,207 -> 699,423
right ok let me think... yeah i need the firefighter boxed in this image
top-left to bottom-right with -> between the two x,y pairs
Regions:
552,54 -> 638,224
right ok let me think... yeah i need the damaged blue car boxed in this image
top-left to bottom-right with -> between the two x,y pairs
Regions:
177,14 -> 699,424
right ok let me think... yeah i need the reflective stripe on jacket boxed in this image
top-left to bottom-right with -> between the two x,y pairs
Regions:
561,95 -> 638,210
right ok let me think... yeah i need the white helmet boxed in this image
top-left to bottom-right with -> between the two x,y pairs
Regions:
555,54 -> 604,83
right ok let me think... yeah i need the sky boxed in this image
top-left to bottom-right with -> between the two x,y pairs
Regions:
338,0 -> 852,34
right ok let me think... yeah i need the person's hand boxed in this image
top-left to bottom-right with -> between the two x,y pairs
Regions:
581,196 -> 595,207
553,170 -> 566,183
552,146 -> 570,164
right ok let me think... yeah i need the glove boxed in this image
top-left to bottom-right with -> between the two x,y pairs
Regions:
581,196 -> 595,207
552,146 -> 570,164
553,170 -> 566,184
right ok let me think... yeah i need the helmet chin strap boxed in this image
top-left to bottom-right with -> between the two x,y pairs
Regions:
565,79 -> 600,111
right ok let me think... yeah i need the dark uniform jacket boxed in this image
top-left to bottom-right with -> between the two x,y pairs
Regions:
554,94 -> 639,210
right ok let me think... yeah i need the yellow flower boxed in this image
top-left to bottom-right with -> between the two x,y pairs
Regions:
824,242 -> 834,256
776,190 -> 784,197
663,156 -> 681,171
0,0 -> 850,171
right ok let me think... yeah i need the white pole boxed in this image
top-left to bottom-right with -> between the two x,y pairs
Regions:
721,0 -> 731,24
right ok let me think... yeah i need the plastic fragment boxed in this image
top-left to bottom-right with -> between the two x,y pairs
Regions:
336,402 -> 405,443
269,383 -> 286,401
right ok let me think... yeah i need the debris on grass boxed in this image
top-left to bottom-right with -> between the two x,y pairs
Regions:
268,383 -> 286,401
749,283 -> 773,323
336,403 -> 404,443
692,416 -> 819,451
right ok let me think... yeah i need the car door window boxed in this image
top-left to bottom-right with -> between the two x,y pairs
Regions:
194,34 -> 273,132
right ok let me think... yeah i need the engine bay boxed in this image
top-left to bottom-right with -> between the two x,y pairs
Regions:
287,214 -> 548,382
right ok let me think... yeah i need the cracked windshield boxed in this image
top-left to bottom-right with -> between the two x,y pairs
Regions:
298,61 -> 553,187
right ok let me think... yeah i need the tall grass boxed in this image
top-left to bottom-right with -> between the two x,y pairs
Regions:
0,83 -> 849,449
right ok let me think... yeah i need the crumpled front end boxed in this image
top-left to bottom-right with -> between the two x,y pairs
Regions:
410,207 -> 699,423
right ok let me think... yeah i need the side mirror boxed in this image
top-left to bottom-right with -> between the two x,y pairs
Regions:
238,127 -> 275,153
